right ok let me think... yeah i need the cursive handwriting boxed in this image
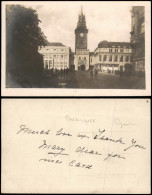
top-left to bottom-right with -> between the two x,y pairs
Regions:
39,158 -> 62,164
65,115 -> 95,123
56,128 -> 72,136
17,124 -> 147,170
124,139 -> 146,151
17,125 -> 50,135
69,160 -> 92,169
114,118 -> 135,128
77,134 -> 89,139
38,140 -> 68,157
104,152 -> 125,161
75,146 -> 102,156
94,129 -> 125,145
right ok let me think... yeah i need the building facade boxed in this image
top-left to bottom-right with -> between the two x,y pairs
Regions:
38,42 -> 70,70
93,41 -> 132,72
130,6 -> 145,72
38,6 -> 141,73
74,7 -> 90,70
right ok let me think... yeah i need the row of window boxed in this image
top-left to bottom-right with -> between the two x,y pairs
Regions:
99,55 -> 129,62
45,61 -> 68,65
111,48 -> 124,52
41,48 -> 68,52
43,54 -> 68,59
99,48 -> 130,53
78,57 -> 87,60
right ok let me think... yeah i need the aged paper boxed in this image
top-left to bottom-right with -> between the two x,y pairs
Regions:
1,1 -> 151,96
1,99 -> 150,193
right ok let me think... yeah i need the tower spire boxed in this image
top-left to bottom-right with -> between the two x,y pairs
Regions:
81,5 -> 83,15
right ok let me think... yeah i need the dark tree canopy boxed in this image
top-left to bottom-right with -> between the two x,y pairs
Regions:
6,5 -> 48,87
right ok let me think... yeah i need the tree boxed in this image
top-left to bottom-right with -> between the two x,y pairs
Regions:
6,5 -> 48,87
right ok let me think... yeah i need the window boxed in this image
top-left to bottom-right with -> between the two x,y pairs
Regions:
79,57 -> 81,60
114,55 -> 118,62
109,55 -> 112,62
91,58 -> 92,62
103,55 -> 107,61
125,56 -> 129,62
115,49 -> 118,52
120,55 -> 123,62
45,61 -> 49,69
109,49 -> 112,52
84,57 -> 86,60
45,64 -> 48,69
120,49 -> 124,53
99,55 -> 102,61
53,55 -> 56,58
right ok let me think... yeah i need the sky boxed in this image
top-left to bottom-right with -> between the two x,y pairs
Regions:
23,1 -> 132,52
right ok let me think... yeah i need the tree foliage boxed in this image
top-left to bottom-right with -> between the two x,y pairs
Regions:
6,5 -> 48,87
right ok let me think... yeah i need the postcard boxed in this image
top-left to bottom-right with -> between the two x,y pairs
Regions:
1,99 -> 150,193
1,1 -> 151,96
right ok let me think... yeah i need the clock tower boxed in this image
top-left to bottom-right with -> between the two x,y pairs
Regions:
75,6 -> 88,51
74,6 -> 90,70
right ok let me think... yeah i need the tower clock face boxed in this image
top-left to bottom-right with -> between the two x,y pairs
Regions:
80,33 -> 84,37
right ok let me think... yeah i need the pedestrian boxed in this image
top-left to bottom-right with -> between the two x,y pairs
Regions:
63,68 -> 66,80
66,68 -> 69,80
120,66 -> 123,80
90,69 -> 93,79
60,68 -> 63,80
50,68 -> 53,76
94,69 -> 98,79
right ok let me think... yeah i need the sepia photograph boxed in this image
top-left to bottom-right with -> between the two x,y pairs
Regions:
1,1 -> 151,96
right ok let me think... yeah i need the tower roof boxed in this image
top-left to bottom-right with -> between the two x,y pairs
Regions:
77,6 -> 86,29
81,5 -> 83,15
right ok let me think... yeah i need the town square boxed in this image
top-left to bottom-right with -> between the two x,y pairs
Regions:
5,2 -> 145,89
